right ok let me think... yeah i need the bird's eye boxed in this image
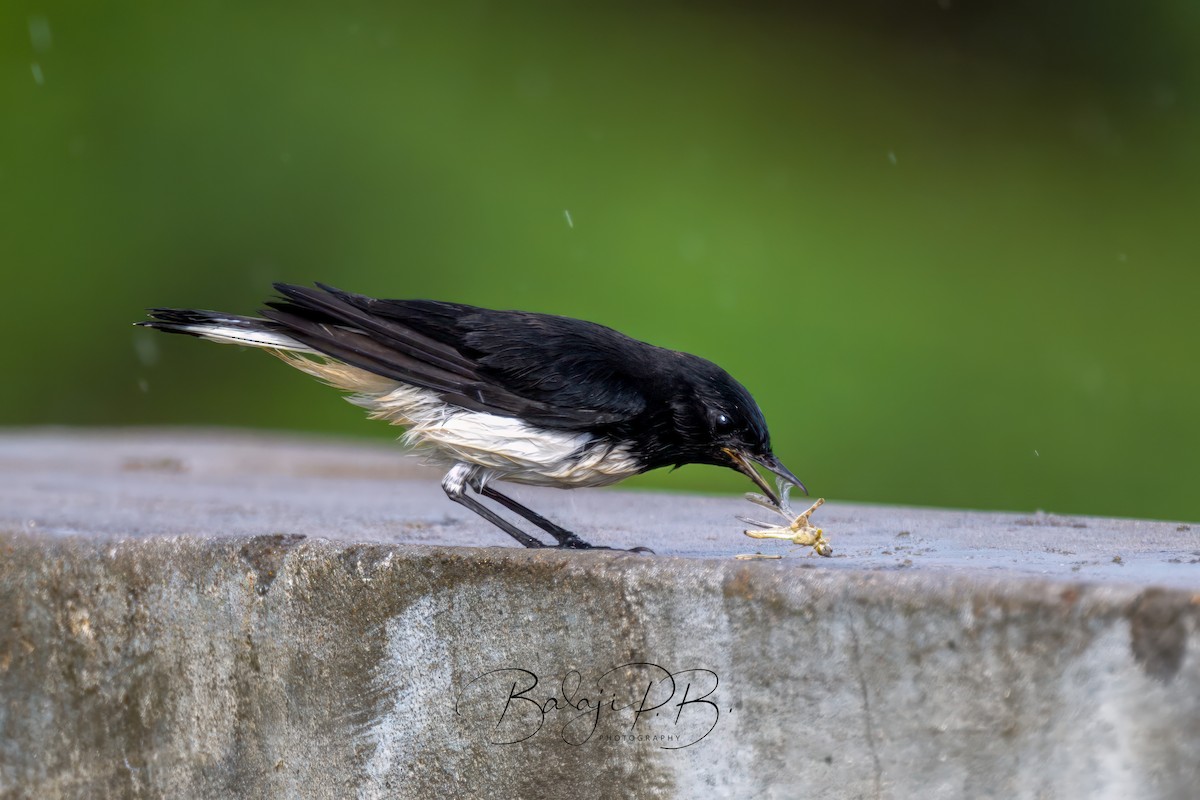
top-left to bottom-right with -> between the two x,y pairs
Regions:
714,413 -> 732,430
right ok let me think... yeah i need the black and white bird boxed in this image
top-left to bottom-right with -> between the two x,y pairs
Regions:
138,283 -> 805,551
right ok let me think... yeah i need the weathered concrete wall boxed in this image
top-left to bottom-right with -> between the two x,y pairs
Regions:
1,430 -> 1198,799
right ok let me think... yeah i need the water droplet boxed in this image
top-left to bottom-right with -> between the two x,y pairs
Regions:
28,15 -> 52,53
133,333 -> 160,366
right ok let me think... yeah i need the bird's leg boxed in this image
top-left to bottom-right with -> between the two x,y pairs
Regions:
471,480 -> 591,548
469,474 -> 654,554
441,464 -> 546,548
441,464 -> 651,552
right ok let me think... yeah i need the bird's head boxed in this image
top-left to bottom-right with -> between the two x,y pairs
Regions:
665,356 -> 806,505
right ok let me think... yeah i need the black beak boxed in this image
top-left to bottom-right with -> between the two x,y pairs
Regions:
723,448 -> 808,505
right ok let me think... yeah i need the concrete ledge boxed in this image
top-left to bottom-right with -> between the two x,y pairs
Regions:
1,430 -> 1198,798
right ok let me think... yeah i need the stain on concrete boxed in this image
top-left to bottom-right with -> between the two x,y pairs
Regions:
239,533 -> 306,596
1013,512 -> 1088,529
1129,588 -> 1190,682
121,456 -> 187,474
336,543 -> 397,581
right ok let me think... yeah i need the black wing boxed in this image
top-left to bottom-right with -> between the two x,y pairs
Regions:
261,283 -> 652,429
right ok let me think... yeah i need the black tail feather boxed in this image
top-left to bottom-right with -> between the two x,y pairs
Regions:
135,308 -> 269,337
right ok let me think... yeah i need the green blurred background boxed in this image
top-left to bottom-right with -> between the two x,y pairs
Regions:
2,1 -> 1197,521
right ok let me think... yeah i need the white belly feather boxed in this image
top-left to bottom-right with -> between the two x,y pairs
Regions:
358,383 -> 639,487
274,351 -> 640,487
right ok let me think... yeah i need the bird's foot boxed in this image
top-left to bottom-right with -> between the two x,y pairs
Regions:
739,488 -> 832,557
555,543 -> 655,554
553,534 -> 653,554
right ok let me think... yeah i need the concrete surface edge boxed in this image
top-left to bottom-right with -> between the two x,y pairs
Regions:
2,531 -> 1198,799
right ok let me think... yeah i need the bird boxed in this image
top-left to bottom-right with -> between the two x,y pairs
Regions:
137,283 -> 806,551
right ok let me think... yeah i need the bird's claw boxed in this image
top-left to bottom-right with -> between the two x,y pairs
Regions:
739,481 -> 832,557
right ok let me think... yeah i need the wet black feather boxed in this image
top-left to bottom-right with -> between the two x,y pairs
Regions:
140,285 -> 775,473
260,284 -> 649,429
